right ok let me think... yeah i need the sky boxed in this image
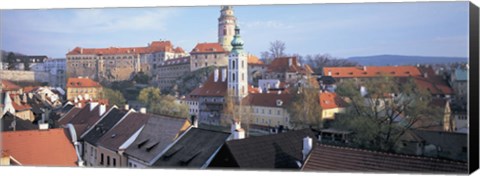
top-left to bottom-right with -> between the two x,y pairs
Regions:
0,1 -> 470,59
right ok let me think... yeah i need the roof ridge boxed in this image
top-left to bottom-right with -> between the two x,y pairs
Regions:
318,144 -> 467,164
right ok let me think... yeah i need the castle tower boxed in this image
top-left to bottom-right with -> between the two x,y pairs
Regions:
228,25 -> 248,100
218,6 -> 237,52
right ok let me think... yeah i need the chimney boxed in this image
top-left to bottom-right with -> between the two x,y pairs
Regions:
214,68 -> 219,82
80,48 -> 83,54
327,71 -> 332,76
90,102 -> 99,111
423,72 -> 428,78
38,123 -> 49,130
258,87 -> 263,94
231,120 -> 245,140
288,58 -> 292,66
363,66 -> 367,71
124,104 -> 129,111
77,102 -> 82,108
190,115 -> 198,128
222,68 -> 227,82
302,136 -> 313,161
140,107 -> 147,114
22,93 -> 27,103
360,86 -> 367,97
99,104 -> 107,116
277,90 -> 282,94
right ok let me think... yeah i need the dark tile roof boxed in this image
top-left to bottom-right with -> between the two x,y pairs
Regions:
411,130 -> 468,162
64,103 -> 103,137
96,112 -> 150,151
57,107 -> 82,125
215,129 -> 315,169
152,128 -> 230,168
1,112 -> 37,131
62,104 -> 75,113
124,114 -> 191,163
81,107 -> 128,145
302,143 -> 468,173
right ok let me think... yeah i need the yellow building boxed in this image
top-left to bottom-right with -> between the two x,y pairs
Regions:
66,77 -> 102,101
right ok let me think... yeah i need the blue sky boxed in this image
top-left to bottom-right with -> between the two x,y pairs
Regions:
0,2 -> 469,59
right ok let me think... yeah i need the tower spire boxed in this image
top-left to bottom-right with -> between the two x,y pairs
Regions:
227,24 -> 248,101
218,6 -> 237,51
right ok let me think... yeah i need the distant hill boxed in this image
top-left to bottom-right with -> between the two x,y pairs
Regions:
347,55 -> 467,66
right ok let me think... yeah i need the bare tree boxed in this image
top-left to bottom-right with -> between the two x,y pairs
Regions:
304,54 -> 358,74
269,40 -> 286,59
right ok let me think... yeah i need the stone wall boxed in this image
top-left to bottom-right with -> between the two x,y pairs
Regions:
0,70 -> 50,83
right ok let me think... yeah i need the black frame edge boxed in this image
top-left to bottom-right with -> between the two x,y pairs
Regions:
469,1 -> 480,174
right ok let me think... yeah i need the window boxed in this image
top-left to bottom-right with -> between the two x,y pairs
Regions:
100,154 -> 104,165
232,60 -> 235,69
113,158 -> 116,167
269,109 -> 271,114
107,156 -> 110,166
232,73 -> 236,81
242,60 -> 244,68
242,73 -> 244,81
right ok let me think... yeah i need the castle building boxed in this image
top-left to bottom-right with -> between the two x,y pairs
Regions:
66,41 -> 187,82
189,6 -> 237,72
189,43 -> 229,72
156,56 -> 191,91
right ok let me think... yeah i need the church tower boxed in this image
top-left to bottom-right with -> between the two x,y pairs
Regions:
228,25 -> 248,100
218,6 -> 236,52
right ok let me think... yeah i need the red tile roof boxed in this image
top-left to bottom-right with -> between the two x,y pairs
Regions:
1,129 -> 78,166
67,77 -> 101,88
247,54 -> 263,64
323,66 -> 421,78
190,42 -> 226,54
190,70 -> 228,97
319,92 -> 346,109
242,92 -> 293,108
267,57 -> 313,74
23,86 -> 39,93
1,80 -> 21,92
413,67 -> 453,95
12,101 -> 32,111
66,41 -> 186,55
302,144 -> 467,173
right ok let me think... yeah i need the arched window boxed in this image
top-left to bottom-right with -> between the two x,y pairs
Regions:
232,60 -> 235,69
232,73 -> 236,81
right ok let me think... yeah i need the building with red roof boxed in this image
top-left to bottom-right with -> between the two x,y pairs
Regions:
190,42 -> 229,71
318,92 -> 347,120
265,57 -> 314,84
1,80 -> 22,94
66,40 -> 187,82
66,77 -> 102,101
1,128 -> 80,166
